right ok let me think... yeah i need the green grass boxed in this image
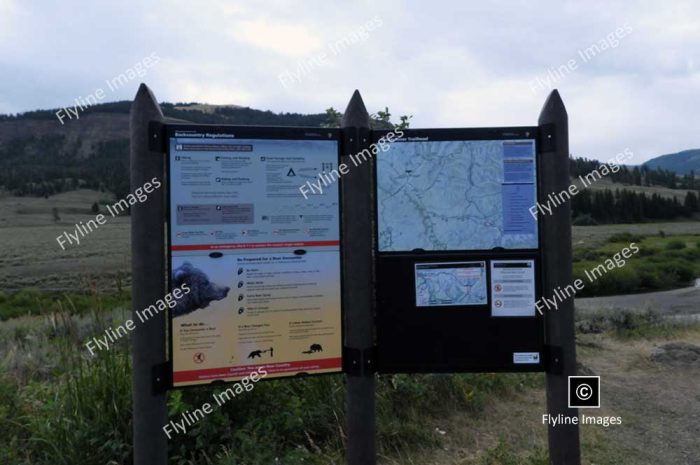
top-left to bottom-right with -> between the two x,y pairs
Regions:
464,439 -> 549,465
0,288 -> 130,321
573,233 -> 700,296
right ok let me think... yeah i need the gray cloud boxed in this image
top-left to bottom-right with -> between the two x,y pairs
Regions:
1,0 -> 698,163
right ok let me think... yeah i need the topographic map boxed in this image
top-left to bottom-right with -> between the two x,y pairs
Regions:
415,262 -> 487,306
377,140 -> 537,251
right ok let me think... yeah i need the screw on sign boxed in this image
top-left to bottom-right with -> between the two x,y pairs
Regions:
193,352 -> 206,364
495,300 -> 503,308
495,284 -> 503,292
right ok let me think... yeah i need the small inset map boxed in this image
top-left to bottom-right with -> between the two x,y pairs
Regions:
415,261 -> 487,307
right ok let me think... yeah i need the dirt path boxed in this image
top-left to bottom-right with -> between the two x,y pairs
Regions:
387,327 -> 700,464
577,330 -> 700,465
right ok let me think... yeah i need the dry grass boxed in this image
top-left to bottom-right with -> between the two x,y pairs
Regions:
0,190 -> 131,291
382,323 -> 700,465
572,221 -> 700,248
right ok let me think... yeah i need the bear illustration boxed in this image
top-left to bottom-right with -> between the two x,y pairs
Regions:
302,343 -> 323,354
172,262 -> 230,317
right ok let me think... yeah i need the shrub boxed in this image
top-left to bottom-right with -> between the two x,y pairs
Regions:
609,308 -> 663,335
580,267 -> 640,296
665,239 -> 686,250
607,232 -> 644,243
638,246 -> 659,257
637,265 -> 675,289
658,260 -> 695,284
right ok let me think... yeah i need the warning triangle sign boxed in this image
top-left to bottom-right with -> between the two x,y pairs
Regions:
287,168 -> 296,177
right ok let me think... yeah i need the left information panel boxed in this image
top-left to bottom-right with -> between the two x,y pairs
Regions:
166,127 -> 343,387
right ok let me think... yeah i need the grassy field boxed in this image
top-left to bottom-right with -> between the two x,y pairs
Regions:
0,190 -> 130,292
572,221 -> 700,248
572,231 -> 700,296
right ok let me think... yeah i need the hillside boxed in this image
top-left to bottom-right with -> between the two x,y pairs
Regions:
644,149 -> 700,175
0,102 -> 330,198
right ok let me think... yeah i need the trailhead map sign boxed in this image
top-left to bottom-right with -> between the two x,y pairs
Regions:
166,126 -> 343,387
377,138 -> 538,251
373,128 -> 545,373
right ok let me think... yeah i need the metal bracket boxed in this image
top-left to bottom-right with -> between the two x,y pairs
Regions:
343,346 -> 376,376
148,121 -> 166,152
340,126 -> 370,159
152,361 -> 172,395
538,123 -> 556,153
544,344 -> 564,375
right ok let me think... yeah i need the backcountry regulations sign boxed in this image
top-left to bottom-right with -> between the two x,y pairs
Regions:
166,126 -> 342,387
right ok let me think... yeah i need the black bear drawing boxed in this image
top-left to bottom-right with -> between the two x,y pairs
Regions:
302,343 -> 323,354
172,262 -> 230,317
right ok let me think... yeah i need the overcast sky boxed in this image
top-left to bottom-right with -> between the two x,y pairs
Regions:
1,0 -> 698,163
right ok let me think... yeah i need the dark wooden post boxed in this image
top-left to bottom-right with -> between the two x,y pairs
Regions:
538,89 -> 581,465
341,90 -> 376,465
130,83 -> 168,465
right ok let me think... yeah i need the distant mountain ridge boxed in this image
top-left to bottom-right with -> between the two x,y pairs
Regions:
0,101 -> 330,198
643,149 -> 700,175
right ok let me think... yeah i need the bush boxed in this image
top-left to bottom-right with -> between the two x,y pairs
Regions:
607,232 -> 644,243
0,343 -> 133,465
658,260 -> 695,284
638,246 -> 659,257
665,239 -> 686,250
605,308 -> 668,338
637,264 -> 677,290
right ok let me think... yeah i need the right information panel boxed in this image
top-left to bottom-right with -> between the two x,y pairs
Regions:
374,128 -> 545,373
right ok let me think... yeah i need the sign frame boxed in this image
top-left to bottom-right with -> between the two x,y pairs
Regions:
163,123 -> 345,389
